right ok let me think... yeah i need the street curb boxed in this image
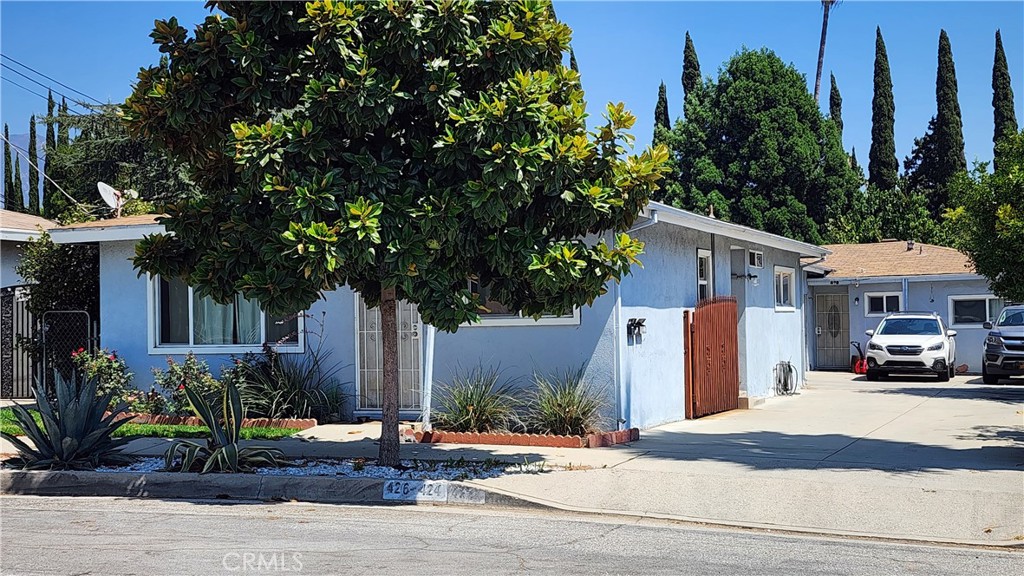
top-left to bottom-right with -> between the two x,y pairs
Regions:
3,470 -> 1020,549
463,480 -> 1024,550
0,470 -> 548,510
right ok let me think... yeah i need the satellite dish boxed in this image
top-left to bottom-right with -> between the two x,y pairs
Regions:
97,182 -> 127,217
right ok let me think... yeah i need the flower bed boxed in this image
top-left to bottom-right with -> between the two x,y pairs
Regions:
109,412 -> 318,431
406,428 -> 639,448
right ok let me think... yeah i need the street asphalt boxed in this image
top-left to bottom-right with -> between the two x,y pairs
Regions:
0,496 -> 1020,576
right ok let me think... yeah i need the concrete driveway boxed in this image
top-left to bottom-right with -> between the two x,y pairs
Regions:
474,371 -> 1024,544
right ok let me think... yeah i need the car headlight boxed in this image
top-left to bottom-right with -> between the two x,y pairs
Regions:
986,335 -> 1004,346
867,341 -> 883,351
926,342 -> 944,351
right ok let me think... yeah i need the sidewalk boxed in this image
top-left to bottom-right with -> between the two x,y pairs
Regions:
4,372 -> 1022,545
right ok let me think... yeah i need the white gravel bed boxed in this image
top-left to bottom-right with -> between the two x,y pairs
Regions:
94,457 -> 548,479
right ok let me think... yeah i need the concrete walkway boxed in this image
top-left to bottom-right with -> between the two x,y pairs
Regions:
3,372 -> 1022,544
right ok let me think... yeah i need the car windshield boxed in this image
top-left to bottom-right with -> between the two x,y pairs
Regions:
876,318 -> 942,336
997,309 -> 1024,327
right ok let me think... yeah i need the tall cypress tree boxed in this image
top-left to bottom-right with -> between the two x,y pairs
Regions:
27,115 -> 40,215
12,152 -> 23,212
933,29 -> 966,192
44,90 -> 57,217
3,123 -> 14,210
992,29 -> 1018,157
829,72 -> 843,136
57,97 -> 70,147
682,31 -> 701,101
569,48 -> 578,73
868,27 -> 898,191
850,147 -> 861,180
654,81 -> 670,143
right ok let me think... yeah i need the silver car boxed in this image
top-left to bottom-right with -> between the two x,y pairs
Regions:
982,305 -> 1024,384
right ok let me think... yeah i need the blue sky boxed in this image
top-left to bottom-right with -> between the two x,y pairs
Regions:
1,1 -> 1022,171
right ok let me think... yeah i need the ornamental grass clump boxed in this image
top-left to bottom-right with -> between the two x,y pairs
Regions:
526,367 -> 606,436
433,366 -> 522,433
1,372 -> 132,470
163,380 -> 286,474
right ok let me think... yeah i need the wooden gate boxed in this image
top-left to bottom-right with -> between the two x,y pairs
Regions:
684,297 -> 739,419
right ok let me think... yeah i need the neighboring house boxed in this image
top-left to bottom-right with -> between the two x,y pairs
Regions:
806,240 -> 1000,373
1,209 -> 54,288
1,209 -> 56,399
49,202 -> 828,428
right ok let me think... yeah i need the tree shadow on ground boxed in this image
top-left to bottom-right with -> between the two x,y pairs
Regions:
862,383 -> 1024,404
633,427 -> 1024,473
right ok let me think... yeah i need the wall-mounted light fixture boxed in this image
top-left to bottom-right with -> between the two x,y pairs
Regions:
626,318 -> 646,337
854,296 -> 860,306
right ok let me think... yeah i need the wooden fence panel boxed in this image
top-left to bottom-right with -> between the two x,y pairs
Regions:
687,297 -> 739,418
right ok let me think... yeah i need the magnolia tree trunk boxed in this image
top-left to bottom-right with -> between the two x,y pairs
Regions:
378,286 -> 401,468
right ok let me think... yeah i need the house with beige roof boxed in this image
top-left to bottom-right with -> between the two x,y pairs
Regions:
805,240 -> 1001,373
1,209 -> 55,288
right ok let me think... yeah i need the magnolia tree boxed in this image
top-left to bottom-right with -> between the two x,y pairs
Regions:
124,0 -> 667,466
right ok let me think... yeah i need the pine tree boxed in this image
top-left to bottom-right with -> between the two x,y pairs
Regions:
868,27 -> 898,192
682,31 -> 701,101
992,29 -> 1017,158
829,72 -> 843,136
932,29 -> 966,201
27,115 -> 40,215
654,81 -> 670,143
3,123 -> 14,210
12,152 -> 23,212
57,98 -> 70,147
44,90 -> 56,217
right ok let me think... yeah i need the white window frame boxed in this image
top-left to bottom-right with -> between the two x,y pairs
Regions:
697,248 -> 713,302
864,291 -> 902,317
461,280 -> 581,328
147,275 -> 305,355
748,250 -> 764,269
947,294 -> 1005,328
773,266 -> 796,312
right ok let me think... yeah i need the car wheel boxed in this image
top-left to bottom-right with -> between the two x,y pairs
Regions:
936,368 -> 950,382
948,361 -> 956,378
982,363 -> 999,385
866,369 -> 880,382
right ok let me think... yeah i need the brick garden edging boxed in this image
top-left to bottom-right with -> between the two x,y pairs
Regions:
110,412 -> 318,431
406,428 -> 639,449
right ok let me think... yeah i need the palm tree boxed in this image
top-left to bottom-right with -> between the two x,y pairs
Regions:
813,1 -> 839,104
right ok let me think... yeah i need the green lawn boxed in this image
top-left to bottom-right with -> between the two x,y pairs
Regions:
0,408 -> 299,440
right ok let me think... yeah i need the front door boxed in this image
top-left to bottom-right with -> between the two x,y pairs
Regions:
356,296 -> 422,413
815,293 -> 850,369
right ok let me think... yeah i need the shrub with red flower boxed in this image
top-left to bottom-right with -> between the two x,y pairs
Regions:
70,347 -> 134,405
152,352 -> 222,415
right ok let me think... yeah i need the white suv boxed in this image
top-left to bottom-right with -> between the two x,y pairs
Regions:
864,312 -> 957,381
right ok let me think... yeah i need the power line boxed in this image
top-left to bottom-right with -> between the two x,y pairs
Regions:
0,53 -> 103,105
0,63 -> 93,113
0,130 -> 85,208
2,77 -> 90,118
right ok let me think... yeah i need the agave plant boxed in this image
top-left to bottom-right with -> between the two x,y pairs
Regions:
1,372 -> 133,470
164,380 -> 286,473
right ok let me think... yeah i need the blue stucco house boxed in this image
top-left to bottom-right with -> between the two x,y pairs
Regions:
49,201 -> 827,429
806,240 -> 1000,374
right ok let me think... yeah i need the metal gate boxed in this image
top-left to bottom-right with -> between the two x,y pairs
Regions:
40,310 -> 94,390
814,293 -> 850,369
355,296 -> 422,413
684,297 -> 739,418
1,286 -> 35,398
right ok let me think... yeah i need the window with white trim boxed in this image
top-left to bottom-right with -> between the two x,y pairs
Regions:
948,295 -> 1006,327
748,250 -> 764,269
774,266 -> 795,310
462,279 -> 580,327
152,276 -> 303,352
697,249 -> 713,302
865,292 -> 901,317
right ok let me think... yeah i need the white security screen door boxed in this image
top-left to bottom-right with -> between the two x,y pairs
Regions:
356,296 -> 422,412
